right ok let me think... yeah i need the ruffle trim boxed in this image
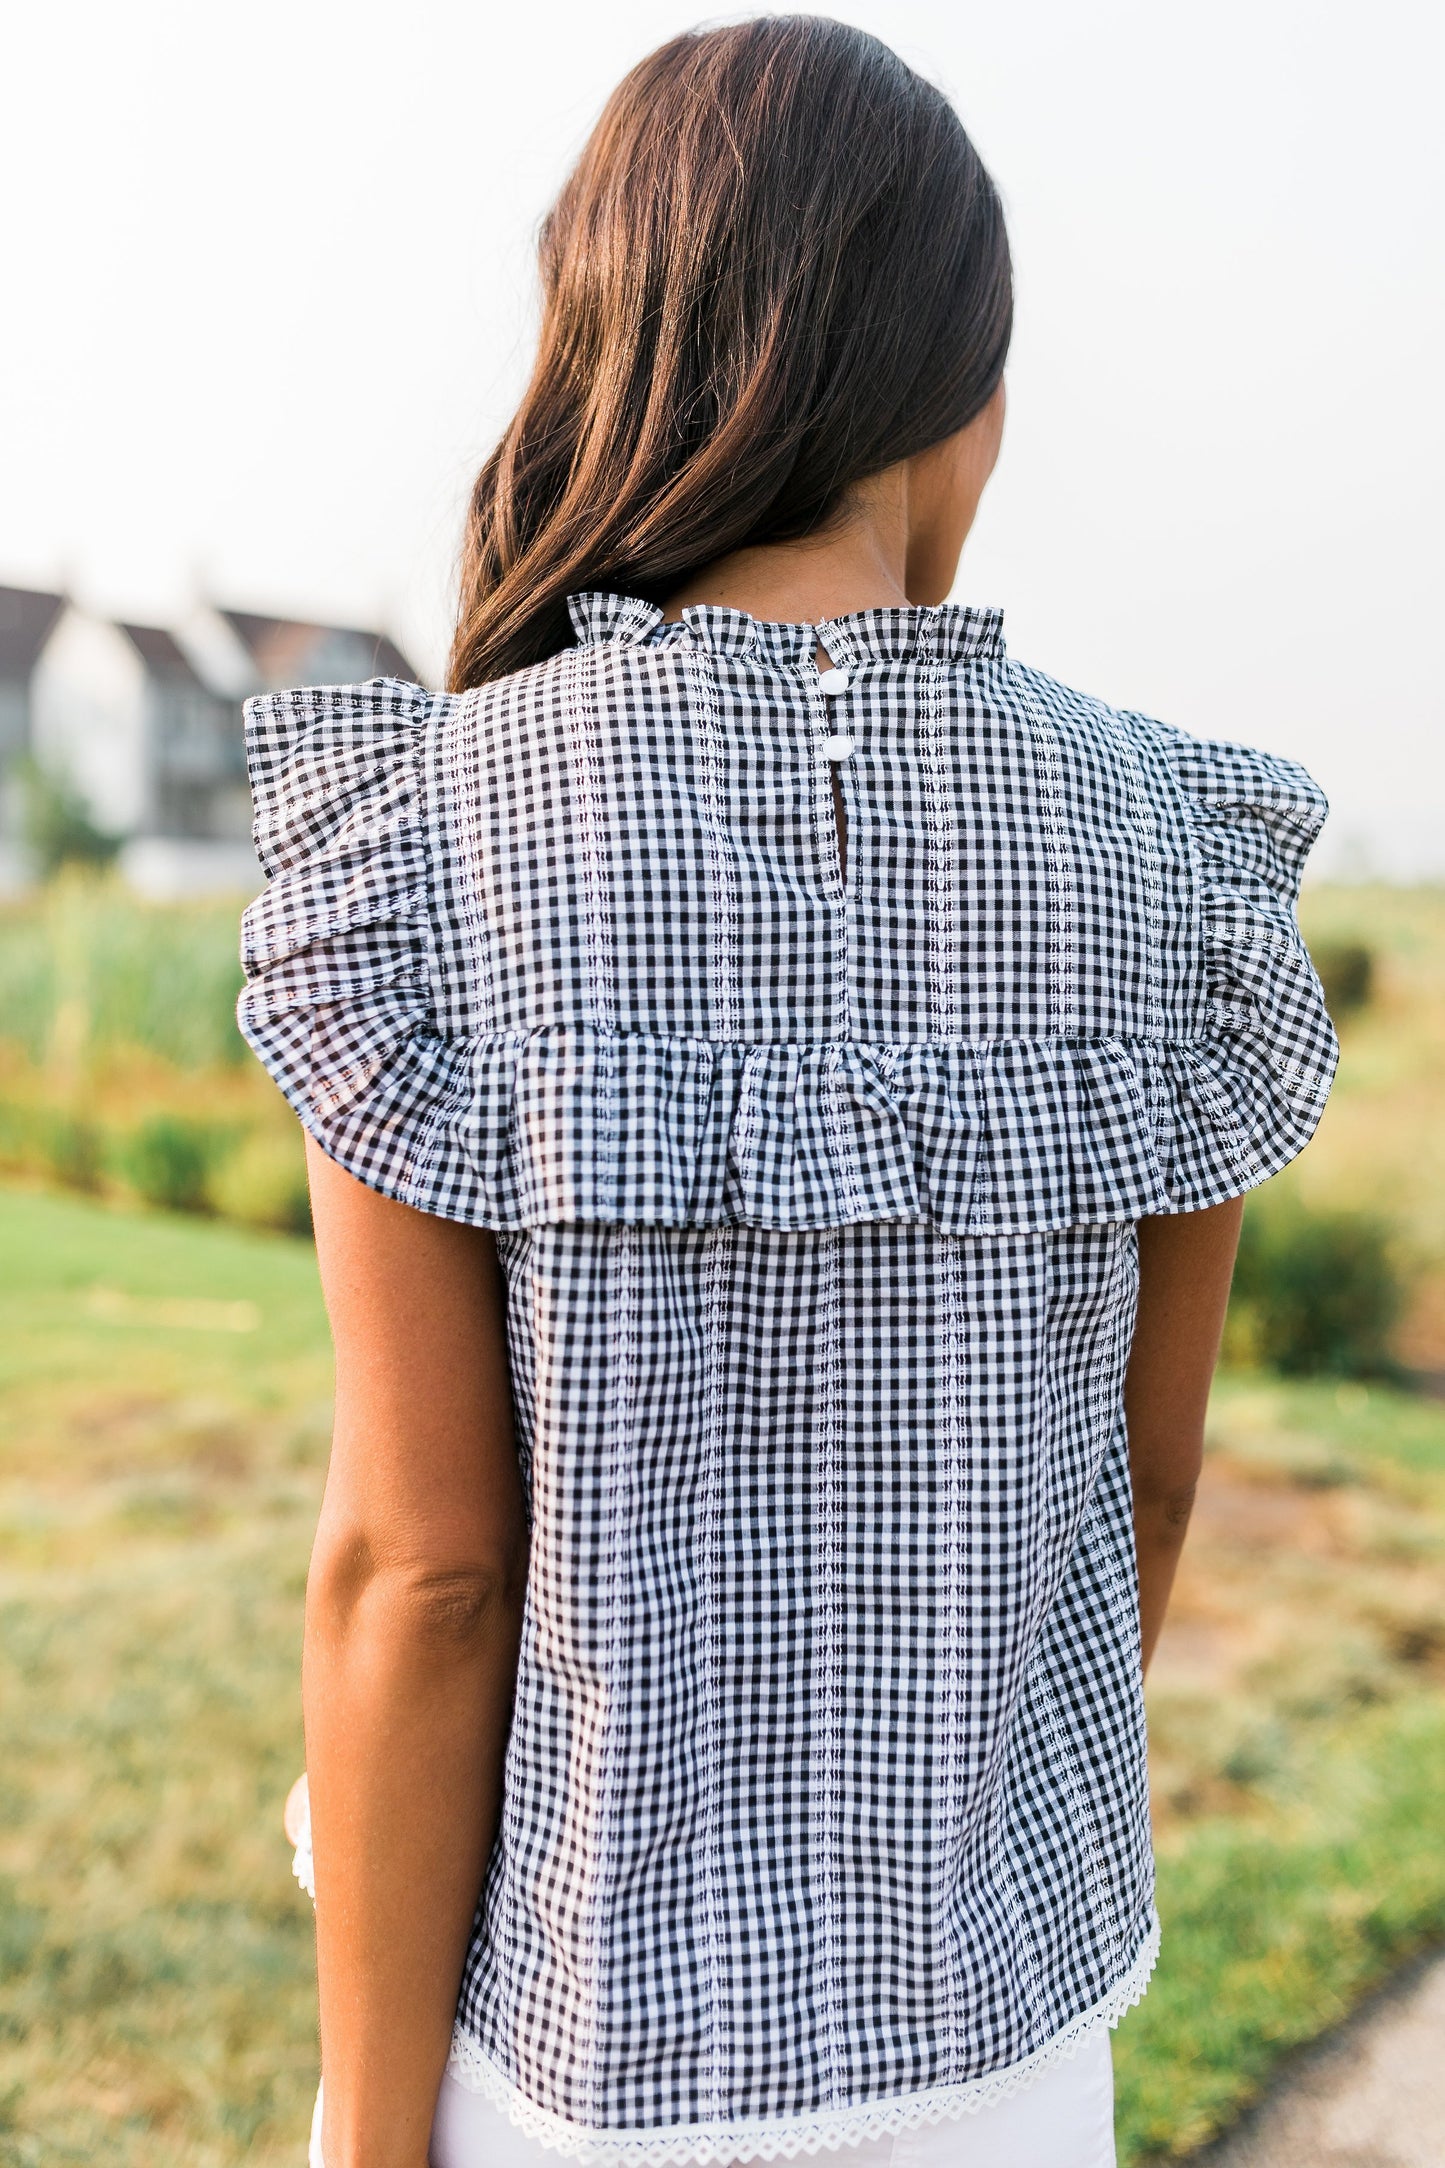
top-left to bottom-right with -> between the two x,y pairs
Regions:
565,590 -> 1008,665
443,1917 -> 1159,2167
235,1009 -> 1333,1232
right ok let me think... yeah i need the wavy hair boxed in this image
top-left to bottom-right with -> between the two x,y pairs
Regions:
449,16 -> 1012,688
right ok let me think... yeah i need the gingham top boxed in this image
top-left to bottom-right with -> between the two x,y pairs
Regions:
239,593 -> 1336,2166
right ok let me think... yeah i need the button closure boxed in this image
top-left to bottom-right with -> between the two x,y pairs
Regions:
822,734 -> 854,761
817,667 -> 851,695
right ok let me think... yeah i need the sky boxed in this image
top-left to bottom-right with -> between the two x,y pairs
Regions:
5,0 -> 1442,876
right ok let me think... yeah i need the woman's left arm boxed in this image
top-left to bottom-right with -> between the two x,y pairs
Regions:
301,1138 -> 528,2168
1125,1197 -> 1244,1673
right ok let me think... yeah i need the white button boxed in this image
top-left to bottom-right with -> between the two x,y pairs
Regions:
817,667 -> 851,695
822,734 -> 854,761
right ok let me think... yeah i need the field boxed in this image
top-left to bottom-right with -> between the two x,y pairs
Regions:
1120,1373 -> 1445,2153
2,883 -> 1444,2163
1290,886 -> 1445,1371
0,877 -> 307,1235
0,1190 -> 328,2165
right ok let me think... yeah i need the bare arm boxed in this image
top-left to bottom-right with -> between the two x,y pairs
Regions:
1125,1198 -> 1243,1671
302,1137 -> 527,2168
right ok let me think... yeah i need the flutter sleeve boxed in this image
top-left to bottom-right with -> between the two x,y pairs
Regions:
1144,730 -> 1339,1210
236,677 -> 461,1209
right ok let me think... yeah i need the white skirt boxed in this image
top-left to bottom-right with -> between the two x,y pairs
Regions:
309,2026 -> 1115,2168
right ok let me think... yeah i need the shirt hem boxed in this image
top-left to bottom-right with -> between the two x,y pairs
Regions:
444,1912 -> 1158,2167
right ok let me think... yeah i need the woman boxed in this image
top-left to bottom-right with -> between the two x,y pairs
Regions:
239,19 -> 1337,2168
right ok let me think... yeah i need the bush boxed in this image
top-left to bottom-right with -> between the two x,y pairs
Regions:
1230,1198 -> 1404,1378
18,760 -> 118,878
207,1129 -> 311,1236
0,1101 -> 104,1191
42,1113 -> 106,1193
118,1116 -> 231,1214
1313,938 -> 1375,1021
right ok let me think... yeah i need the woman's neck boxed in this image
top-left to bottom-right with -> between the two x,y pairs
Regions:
662,473 -> 911,627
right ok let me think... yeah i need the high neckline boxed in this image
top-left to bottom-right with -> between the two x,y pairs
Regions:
566,591 -> 1005,665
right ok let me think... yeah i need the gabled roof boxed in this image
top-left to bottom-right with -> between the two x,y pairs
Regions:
0,585 -> 65,677
120,622 -> 212,688
220,609 -> 416,687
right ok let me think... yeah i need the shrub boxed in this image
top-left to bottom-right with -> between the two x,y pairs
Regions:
0,1101 -> 106,1191
118,1116 -> 231,1214
1312,939 -> 1375,1021
42,1113 -> 105,1193
18,760 -> 118,878
207,1129 -> 311,1236
1230,1198 -> 1404,1378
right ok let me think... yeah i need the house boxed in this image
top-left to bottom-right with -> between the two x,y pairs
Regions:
22,599 -> 418,899
0,584 -> 66,888
31,610 -> 252,897
217,609 -> 417,691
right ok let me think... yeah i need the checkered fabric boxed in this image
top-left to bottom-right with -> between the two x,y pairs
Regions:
238,595 -> 1335,2162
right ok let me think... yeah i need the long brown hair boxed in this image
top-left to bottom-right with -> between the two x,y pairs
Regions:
449,16 -> 1012,690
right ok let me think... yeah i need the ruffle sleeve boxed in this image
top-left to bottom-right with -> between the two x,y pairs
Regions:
237,678 -> 455,1202
1153,730 -> 1338,1207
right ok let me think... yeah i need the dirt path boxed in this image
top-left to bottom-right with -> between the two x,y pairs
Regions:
1192,1949 -> 1445,2167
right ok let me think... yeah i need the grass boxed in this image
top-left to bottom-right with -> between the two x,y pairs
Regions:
1114,1367 -> 1445,2159
3,1188 -> 1445,2162
1116,1697 -> 1445,2159
0,874 -> 247,1074
0,1187 -> 329,2165
0,878 -> 307,1235
1294,886 -> 1445,1369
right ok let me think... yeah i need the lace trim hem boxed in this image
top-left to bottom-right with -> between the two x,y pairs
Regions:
444,1915 -> 1159,2167
292,1827 -> 315,1903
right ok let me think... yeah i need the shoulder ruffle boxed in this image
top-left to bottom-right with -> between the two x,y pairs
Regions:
237,689 -> 1335,1233
1152,727 -> 1337,1199
238,677 -> 443,1154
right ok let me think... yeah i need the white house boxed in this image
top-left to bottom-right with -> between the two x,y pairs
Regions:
22,598 -> 417,899
31,610 -> 254,897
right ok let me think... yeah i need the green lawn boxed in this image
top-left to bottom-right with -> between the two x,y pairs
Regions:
1115,1365 -> 1445,2157
0,1188 -> 329,2165
2,1186 -> 1444,2163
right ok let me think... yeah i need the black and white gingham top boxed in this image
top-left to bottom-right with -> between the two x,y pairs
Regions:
240,593 -> 1335,2165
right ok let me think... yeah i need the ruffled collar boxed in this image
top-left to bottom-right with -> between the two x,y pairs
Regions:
567,590 -> 1005,666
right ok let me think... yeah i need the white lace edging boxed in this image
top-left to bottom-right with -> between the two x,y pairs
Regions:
286,1770 -> 317,1903
292,1815 -> 315,1902
444,1914 -> 1160,2167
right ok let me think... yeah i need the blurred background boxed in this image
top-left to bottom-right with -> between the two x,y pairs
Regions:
1,3 -> 1442,2163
